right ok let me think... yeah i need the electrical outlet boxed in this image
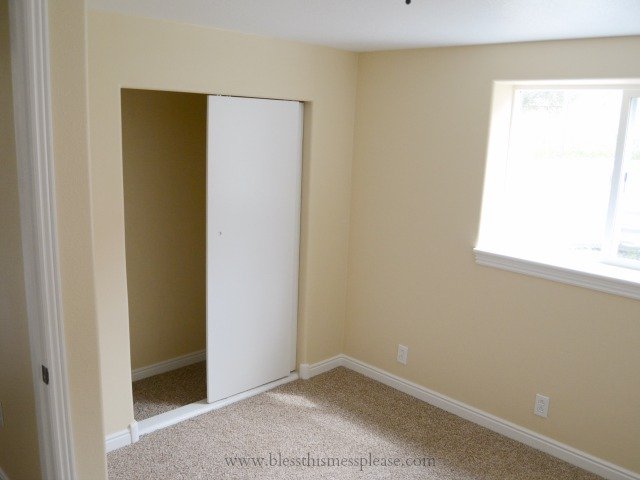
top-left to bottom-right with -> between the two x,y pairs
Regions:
534,394 -> 549,418
397,344 -> 408,365
0,401 -> 4,427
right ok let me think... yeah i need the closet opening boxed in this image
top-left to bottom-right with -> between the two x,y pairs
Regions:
121,89 -> 208,423
120,88 -> 302,437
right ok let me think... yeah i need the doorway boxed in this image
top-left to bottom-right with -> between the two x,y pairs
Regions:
120,89 -> 302,433
121,89 -> 208,421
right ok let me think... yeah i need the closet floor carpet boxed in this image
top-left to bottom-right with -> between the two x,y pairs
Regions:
111,367 -> 601,479
132,361 -> 207,421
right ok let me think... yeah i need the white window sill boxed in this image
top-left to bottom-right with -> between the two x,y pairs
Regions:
474,247 -> 640,301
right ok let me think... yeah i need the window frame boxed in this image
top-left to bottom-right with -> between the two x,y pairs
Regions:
603,89 -> 640,269
475,80 -> 640,301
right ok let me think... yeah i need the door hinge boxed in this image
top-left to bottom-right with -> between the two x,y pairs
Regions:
41,365 -> 49,385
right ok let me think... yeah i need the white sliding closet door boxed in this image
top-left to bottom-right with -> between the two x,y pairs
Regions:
206,96 -> 302,403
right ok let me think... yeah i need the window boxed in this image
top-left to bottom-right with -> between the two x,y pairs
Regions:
476,82 -> 640,300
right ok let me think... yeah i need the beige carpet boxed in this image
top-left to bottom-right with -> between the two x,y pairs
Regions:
133,361 -> 207,421
111,367 -> 601,479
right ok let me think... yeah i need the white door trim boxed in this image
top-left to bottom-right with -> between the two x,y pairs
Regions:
9,1 -> 75,479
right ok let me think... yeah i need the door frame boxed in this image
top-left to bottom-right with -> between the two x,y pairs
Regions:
9,0 -> 75,478
119,91 -> 302,442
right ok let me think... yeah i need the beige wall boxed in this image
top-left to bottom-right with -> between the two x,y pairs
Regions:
122,89 -> 206,370
86,10 -> 639,474
49,0 -> 107,478
0,1 -> 41,478
88,11 -> 358,435
346,37 -> 640,472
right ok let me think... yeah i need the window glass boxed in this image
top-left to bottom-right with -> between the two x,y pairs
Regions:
616,97 -> 640,262
503,89 -> 622,256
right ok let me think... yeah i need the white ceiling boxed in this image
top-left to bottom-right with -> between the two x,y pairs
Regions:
88,0 -> 640,52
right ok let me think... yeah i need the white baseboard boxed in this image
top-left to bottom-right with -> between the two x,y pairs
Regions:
131,350 -> 206,382
299,355 -> 343,380
129,419 -> 139,443
105,421 -> 138,453
0,465 -> 10,480
301,354 -> 639,480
